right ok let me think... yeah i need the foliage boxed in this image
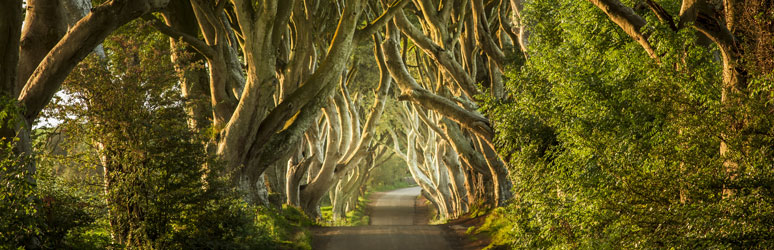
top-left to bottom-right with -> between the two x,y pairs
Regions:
255,205 -> 314,250
345,195 -> 372,226
320,194 -> 372,226
367,155 -> 413,192
0,124 -> 37,248
35,169 -> 99,249
479,1 -> 774,249
1,99 -> 101,249
24,19 -> 311,249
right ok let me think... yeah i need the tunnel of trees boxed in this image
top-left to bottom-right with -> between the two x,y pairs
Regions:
1,0 -> 773,249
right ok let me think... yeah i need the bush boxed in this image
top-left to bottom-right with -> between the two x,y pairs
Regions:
0,139 -> 38,249
478,1 -> 774,248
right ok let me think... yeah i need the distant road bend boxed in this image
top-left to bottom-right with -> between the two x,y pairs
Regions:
312,187 -> 453,250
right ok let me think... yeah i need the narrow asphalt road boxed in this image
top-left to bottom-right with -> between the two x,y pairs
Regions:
311,187 -> 453,250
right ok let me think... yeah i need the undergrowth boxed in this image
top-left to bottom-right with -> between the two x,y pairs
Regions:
320,192 -> 372,226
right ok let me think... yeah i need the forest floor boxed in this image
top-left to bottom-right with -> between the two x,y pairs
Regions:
311,187 -> 488,250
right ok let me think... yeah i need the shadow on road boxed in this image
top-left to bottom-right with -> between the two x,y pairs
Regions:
311,187 -> 457,250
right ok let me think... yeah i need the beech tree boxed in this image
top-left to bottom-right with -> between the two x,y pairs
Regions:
144,0 -> 416,205
477,0 -> 774,248
2,0 -> 526,226
376,0 -> 519,206
4,0 -> 773,248
1,0 -> 173,185
586,0 -> 749,197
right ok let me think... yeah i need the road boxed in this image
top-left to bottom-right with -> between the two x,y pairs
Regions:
312,187 -> 453,250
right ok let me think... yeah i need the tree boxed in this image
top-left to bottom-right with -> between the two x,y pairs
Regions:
44,20 -> 279,248
0,0 -> 173,200
478,0 -> 774,248
376,0 -> 516,207
145,0 -> 414,206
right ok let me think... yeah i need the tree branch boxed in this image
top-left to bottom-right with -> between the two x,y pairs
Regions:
471,0 -> 507,71
679,0 -> 701,28
644,0 -> 677,31
355,0 -> 409,42
143,15 -> 217,59
587,0 -> 659,60
381,25 -> 494,142
393,9 -> 480,98
0,0 -> 22,96
18,0 -> 170,123
249,0 -> 362,158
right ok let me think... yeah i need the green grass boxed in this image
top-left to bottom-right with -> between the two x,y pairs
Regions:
346,195 -> 371,226
368,179 -> 415,192
472,207 -> 515,250
319,180 -> 419,226
319,192 -> 373,226
260,205 -> 315,250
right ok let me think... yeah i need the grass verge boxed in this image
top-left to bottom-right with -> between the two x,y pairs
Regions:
319,192 -> 374,226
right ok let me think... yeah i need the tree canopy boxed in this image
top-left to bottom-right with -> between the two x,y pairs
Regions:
1,0 -> 773,249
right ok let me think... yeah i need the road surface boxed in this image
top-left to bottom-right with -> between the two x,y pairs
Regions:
312,187 -> 453,250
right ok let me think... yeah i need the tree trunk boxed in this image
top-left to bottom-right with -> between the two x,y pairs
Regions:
162,0 -> 212,132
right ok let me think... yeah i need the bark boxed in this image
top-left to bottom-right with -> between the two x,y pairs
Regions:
334,35 -> 394,174
300,99 -> 343,217
441,142 -> 468,216
278,2 -> 315,101
298,62 -> 391,218
378,9 -> 511,210
188,0 -> 240,128
150,0 -> 368,205
475,134 -> 513,206
0,0 -> 22,95
265,158 -> 290,206
587,0 -> 659,60
217,0 -> 293,161
471,0 -> 507,71
354,0 -> 411,42
402,129 -> 449,218
0,0 -> 22,141
335,89 -> 354,159
238,0 -> 363,179
319,40 -> 394,219
443,120 -> 492,176
162,0 -> 212,132
18,0 -> 171,124
17,0 -> 68,97
392,7 -> 480,98
389,104 -> 468,219
258,80 -> 335,209
507,0 -> 529,57
286,155 -> 314,206
644,0 -> 677,31
380,23 -> 495,142
679,0 -> 704,29
331,161 -> 370,221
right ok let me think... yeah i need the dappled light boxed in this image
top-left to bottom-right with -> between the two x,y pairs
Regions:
1,0 -> 773,249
